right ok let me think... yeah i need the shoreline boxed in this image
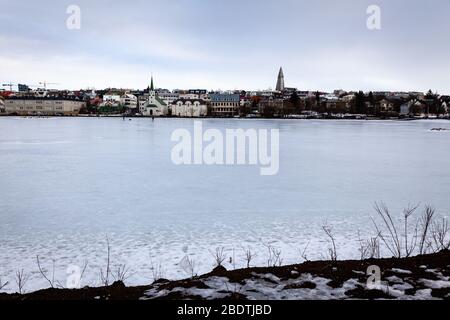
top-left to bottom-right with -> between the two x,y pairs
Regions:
1,250 -> 449,300
1,114 -> 449,121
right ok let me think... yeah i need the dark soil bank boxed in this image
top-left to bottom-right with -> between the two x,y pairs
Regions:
1,250 -> 449,300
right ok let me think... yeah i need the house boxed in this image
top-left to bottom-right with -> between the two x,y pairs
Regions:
258,96 -> 284,116
121,94 -> 137,110
400,101 -> 411,115
172,99 -> 208,117
379,99 -> 395,111
103,93 -> 122,104
210,94 -> 240,117
157,91 -> 179,106
179,89 -> 208,100
0,97 -> 4,113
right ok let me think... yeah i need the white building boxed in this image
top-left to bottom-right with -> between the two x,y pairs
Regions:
158,91 -> 179,106
139,77 -> 168,116
4,97 -> 85,115
103,94 -> 122,103
172,99 -> 208,117
121,94 -> 137,109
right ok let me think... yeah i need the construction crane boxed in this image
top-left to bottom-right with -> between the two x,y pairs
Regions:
2,83 -> 16,91
39,81 -> 60,90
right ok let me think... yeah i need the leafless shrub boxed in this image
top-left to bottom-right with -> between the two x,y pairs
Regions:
15,269 -> 29,294
431,218 -> 450,252
36,255 -> 57,288
299,241 -> 310,262
0,277 -> 9,291
241,246 -> 256,268
112,264 -> 131,283
371,202 -> 401,258
210,247 -> 226,267
371,202 -> 420,258
357,230 -> 368,260
403,204 -> 419,257
418,205 -> 436,254
180,255 -> 196,278
358,231 -> 381,260
80,259 -> 88,285
366,236 -> 380,259
150,259 -> 165,282
264,243 -> 283,267
99,235 -> 111,286
322,223 -> 337,261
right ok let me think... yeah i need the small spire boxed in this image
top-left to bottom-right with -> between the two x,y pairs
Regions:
150,75 -> 154,91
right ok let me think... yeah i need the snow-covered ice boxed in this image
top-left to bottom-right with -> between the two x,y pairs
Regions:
1,117 -> 450,293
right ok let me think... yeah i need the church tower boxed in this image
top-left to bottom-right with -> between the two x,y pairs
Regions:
149,75 -> 155,99
276,67 -> 285,92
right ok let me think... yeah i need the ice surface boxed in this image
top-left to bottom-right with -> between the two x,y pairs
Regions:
1,118 -> 450,292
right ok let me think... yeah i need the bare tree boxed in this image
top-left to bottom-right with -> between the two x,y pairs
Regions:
431,218 -> 450,251
36,255 -> 57,288
371,202 -> 401,258
99,235 -> 111,286
241,246 -> 256,269
15,269 -> 29,294
371,202 -> 421,258
418,205 -> 435,254
403,204 -> 419,257
210,247 -> 226,267
264,243 -> 283,267
322,223 -> 337,261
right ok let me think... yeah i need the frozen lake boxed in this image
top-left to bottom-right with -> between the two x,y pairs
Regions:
1,117 -> 450,292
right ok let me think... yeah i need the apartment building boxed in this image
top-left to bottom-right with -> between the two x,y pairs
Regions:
4,97 -> 85,115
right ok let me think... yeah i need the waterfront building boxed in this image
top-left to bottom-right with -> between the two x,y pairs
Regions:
158,91 -> 179,106
139,76 -> 168,116
121,93 -> 138,110
103,93 -> 122,103
210,93 -> 240,117
172,98 -> 208,117
179,89 -> 209,100
258,96 -> 284,116
4,97 -> 85,115
282,87 -> 297,100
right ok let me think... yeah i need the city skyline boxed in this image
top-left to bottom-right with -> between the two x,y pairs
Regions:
1,0 -> 450,93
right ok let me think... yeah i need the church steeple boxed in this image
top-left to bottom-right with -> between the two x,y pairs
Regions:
150,75 -> 154,91
276,67 -> 285,92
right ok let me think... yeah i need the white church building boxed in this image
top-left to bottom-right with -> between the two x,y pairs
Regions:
139,76 -> 168,116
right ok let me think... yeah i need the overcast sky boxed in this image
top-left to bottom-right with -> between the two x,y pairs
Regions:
1,0 -> 449,93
